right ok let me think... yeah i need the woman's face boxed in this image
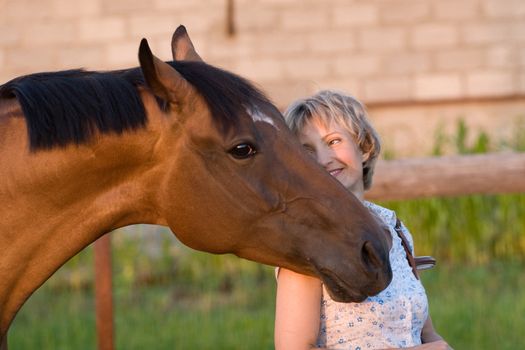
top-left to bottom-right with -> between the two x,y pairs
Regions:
298,117 -> 365,198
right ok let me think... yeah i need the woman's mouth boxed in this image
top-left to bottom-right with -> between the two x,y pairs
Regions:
328,169 -> 342,177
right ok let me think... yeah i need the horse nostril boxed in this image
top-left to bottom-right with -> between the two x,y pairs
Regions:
361,240 -> 382,271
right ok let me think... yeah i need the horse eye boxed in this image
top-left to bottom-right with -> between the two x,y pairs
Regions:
229,143 -> 257,159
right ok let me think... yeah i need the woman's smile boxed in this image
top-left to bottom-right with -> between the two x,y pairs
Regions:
328,168 -> 343,177
298,117 -> 365,198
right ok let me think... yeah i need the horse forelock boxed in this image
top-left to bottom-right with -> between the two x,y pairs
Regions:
168,61 -> 278,136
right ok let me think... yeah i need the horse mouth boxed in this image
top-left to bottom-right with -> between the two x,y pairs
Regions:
317,268 -> 368,303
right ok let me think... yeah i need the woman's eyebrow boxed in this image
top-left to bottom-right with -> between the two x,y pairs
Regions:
322,131 -> 341,141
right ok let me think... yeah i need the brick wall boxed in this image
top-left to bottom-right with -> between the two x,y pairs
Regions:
1,0 -> 524,155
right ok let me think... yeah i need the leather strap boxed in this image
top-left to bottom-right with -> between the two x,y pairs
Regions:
394,218 -> 420,280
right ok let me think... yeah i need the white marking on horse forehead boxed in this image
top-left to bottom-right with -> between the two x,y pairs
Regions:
246,106 -> 278,130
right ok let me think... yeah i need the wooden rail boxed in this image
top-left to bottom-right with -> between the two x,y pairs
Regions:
366,152 -> 525,201
93,151 -> 525,350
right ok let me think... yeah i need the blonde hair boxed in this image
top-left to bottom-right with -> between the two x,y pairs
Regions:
283,90 -> 381,190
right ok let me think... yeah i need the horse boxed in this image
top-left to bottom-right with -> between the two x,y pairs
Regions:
0,25 -> 392,346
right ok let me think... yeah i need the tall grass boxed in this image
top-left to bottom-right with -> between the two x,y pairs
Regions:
10,251 -> 277,350
424,261 -> 525,349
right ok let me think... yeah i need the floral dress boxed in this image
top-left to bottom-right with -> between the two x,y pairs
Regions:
315,202 -> 429,349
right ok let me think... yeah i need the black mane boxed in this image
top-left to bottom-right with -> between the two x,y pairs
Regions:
0,61 -> 272,150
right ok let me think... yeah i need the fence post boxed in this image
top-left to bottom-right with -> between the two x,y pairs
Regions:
94,234 -> 114,350
1,333 -> 7,350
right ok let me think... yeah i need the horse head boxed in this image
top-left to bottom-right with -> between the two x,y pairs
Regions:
138,26 -> 392,302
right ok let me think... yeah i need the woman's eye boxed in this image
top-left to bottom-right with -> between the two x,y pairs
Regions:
328,138 -> 341,146
229,143 -> 257,159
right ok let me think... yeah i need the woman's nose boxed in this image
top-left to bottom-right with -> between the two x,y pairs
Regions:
316,146 -> 333,166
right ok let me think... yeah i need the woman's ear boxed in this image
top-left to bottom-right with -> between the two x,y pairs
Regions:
362,149 -> 372,163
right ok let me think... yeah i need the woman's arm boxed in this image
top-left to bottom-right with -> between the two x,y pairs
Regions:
274,268 -> 323,350
421,315 -> 445,343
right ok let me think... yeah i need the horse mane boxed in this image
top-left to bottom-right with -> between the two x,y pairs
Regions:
166,61 -> 272,133
0,61 -> 272,150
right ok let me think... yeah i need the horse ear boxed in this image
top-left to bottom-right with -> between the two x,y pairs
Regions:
138,38 -> 193,103
171,25 -> 203,62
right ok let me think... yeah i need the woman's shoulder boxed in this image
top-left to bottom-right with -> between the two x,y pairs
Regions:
363,201 -> 397,226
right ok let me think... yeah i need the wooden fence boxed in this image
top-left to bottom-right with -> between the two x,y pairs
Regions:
367,152 -> 525,201
93,151 -> 525,350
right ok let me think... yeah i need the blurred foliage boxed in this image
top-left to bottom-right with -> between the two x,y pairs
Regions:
384,118 -> 525,264
380,193 -> 525,264
431,117 -> 525,155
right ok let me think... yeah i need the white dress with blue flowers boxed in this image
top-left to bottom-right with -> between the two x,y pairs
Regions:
315,202 -> 429,350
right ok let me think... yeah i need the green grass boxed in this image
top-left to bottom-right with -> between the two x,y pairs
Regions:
423,262 -> 525,349
110,280 -> 275,349
10,257 -> 276,350
8,258 -> 525,349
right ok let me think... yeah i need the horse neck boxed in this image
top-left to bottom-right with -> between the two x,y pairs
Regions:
0,107 -> 168,338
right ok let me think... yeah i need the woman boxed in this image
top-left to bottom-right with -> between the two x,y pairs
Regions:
274,90 -> 452,350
